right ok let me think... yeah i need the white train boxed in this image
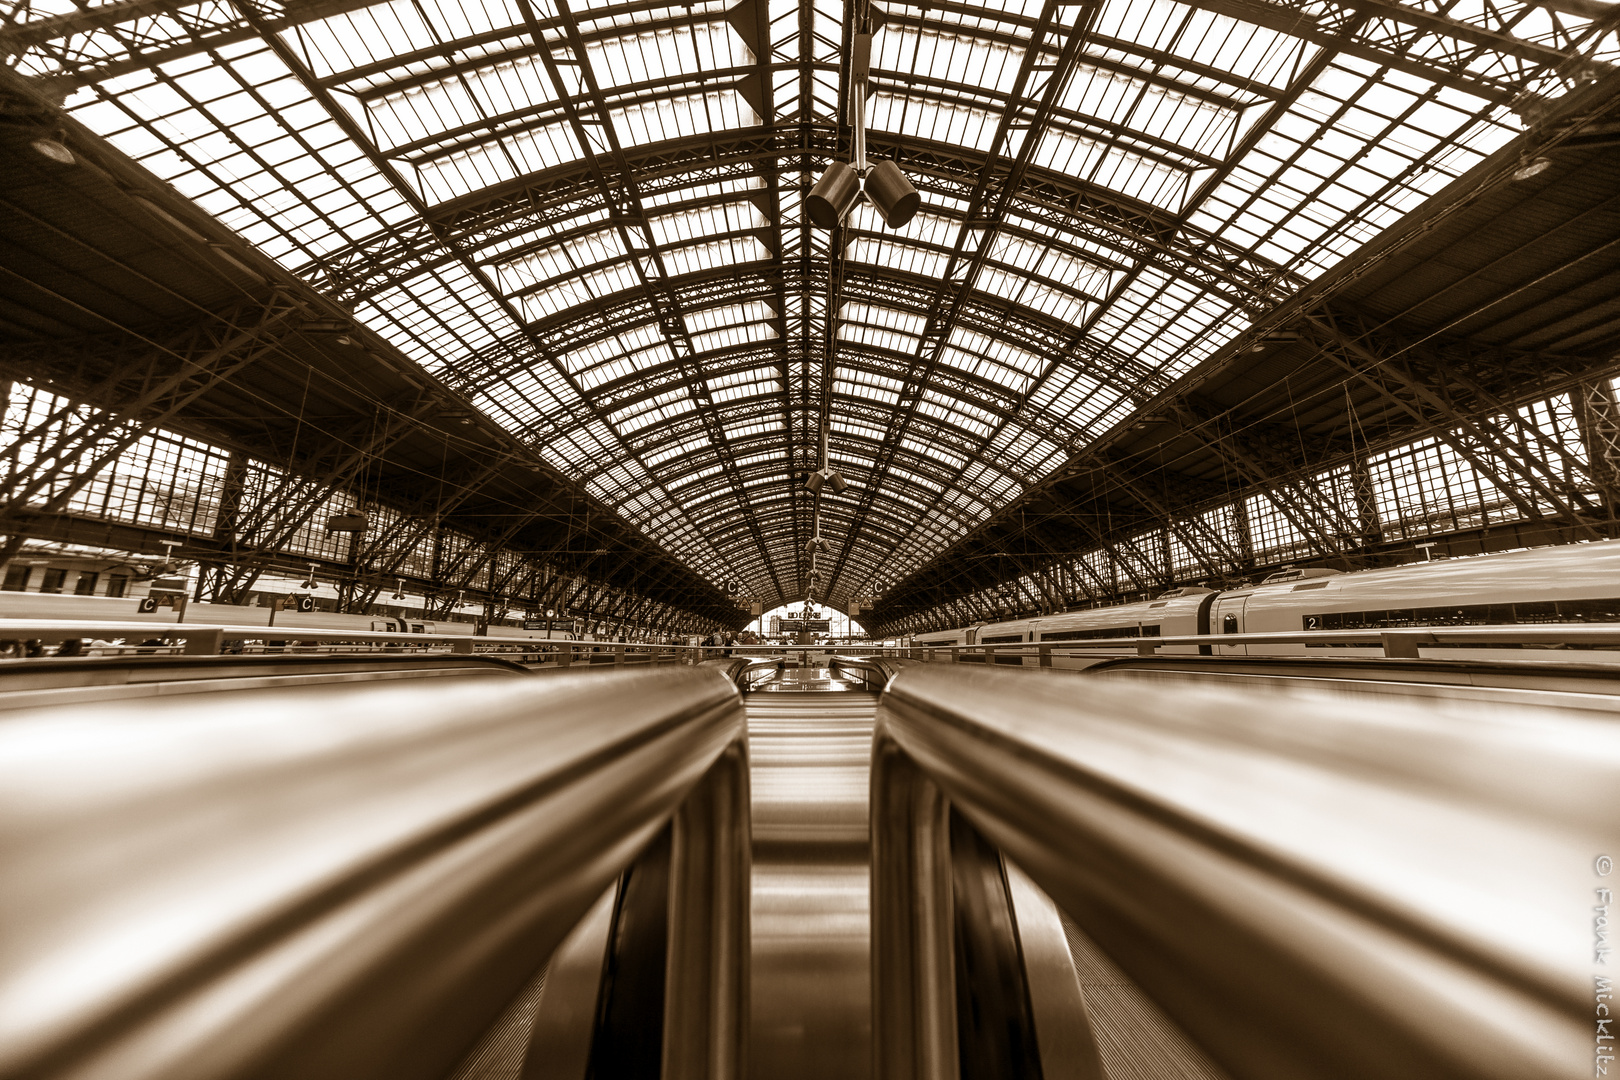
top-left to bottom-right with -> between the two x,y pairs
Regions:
0,592 -> 475,637
909,542 -> 1620,667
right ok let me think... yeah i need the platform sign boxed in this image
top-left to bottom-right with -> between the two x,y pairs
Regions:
783,618 -> 830,633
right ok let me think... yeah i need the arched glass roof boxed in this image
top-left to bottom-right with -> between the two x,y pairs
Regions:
8,0 -> 1613,608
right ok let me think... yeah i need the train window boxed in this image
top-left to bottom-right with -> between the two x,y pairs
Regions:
1307,599 -> 1620,631
2,565 -> 30,591
39,568 -> 67,594
74,572 -> 98,596
1042,625 -> 1144,641
105,575 -> 128,598
980,633 -> 1022,643
1222,613 -> 1238,634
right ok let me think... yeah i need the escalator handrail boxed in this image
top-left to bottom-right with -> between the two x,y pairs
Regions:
698,655 -> 785,689
872,663 -> 1610,1080
828,655 -> 917,690
0,666 -> 746,1080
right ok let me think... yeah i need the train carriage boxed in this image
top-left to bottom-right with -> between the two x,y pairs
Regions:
917,542 -> 1620,667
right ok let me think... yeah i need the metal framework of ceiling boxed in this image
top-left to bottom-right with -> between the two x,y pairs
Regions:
4,0 -> 1620,622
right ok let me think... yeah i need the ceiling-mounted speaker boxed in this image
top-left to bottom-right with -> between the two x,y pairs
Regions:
807,161 -> 861,228
865,159 -> 920,228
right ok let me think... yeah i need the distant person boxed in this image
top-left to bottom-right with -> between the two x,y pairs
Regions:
54,639 -> 86,657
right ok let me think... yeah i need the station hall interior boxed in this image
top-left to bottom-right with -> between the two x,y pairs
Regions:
2,0 -> 1620,1077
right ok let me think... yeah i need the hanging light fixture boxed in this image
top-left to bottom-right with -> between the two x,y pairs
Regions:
300,564 -> 319,590
1512,155 -> 1552,181
807,161 -> 862,228
391,578 -> 407,600
30,135 -> 75,165
806,30 -> 919,232
864,158 -> 920,228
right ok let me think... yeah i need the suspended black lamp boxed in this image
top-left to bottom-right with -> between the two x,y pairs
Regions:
803,466 -> 848,494
808,161 -> 862,228
865,158 -> 920,228
806,30 -> 919,231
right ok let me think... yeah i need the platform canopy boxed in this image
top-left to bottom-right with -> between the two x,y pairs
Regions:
6,0 -> 1617,613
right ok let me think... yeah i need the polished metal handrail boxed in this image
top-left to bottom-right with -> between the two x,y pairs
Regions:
828,655 -> 917,691
698,655 -> 786,689
871,664 -> 1612,1080
0,665 -> 749,1080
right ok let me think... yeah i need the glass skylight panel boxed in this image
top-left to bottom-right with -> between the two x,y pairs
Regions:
539,417 -> 617,478
890,466 -> 944,494
975,268 -> 1089,327
836,379 -> 900,406
833,418 -> 888,444
586,21 -> 747,91
1095,0 -> 1311,91
989,424 -> 1062,483
702,366 -> 777,394
474,209 -> 615,263
717,407 -> 786,434
1028,366 -> 1130,434
643,174 -> 766,210
712,376 -> 783,404
961,460 -> 1020,501
691,322 -> 777,354
574,342 -> 678,389
359,263 -> 518,373
495,228 -> 632,294
516,262 -> 645,322
666,462 -> 725,490
410,122 -> 582,203
612,89 -> 758,148
915,398 -> 993,440
988,233 -> 1117,300
649,201 -> 768,246
937,348 -> 1032,393
283,0 -> 524,79
877,28 -> 1025,96
848,237 -> 948,282
1033,128 -> 1191,210
849,204 -> 957,250
868,92 -> 997,154
1186,56 -> 1517,277
840,323 -> 921,356
646,434 -> 713,468
842,302 -> 928,338
1057,63 -> 1238,160
71,53 -> 412,274
361,51 -> 557,151
686,301 -> 774,336
662,235 -> 773,277
900,438 -> 964,471
560,322 -> 661,372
